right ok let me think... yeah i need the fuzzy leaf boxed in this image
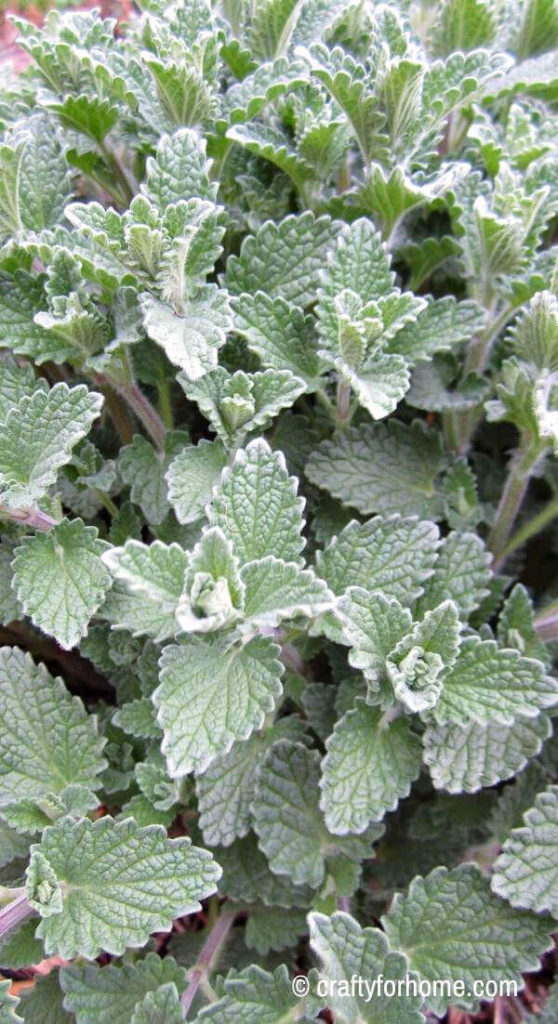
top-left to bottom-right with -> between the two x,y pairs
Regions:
60,953 -> 188,1024
166,438 -> 227,525
26,817 -> 220,958
102,539 -> 188,641
423,714 -> 552,793
142,128 -> 217,207
18,971 -> 71,1024
155,633 -> 283,775
197,964 -> 306,1023
309,911 -> 424,1024
0,383 -> 102,509
0,646 -> 106,805
383,863 -> 552,1014
430,636 -> 557,726
492,786 -> 558,915
130,983 -> 183,1024
141,290 -> 232,381
417,531 -> 492,617
211,439 -> 305,565
119,433 -> 186,526
320,702 -> 423,833
232,293 -> 323,390
240,556 -> 334,629
13,519 -> 110,650
306,422 -> 446,518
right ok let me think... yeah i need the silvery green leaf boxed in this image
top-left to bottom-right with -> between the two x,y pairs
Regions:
176,526 -> 244,633
196,716 -> 305,847
166,438 -> 227,525
315,515 -> 440,602
141,288 -> 232,380
317,220 -> 395,341
417,531 -> 492,617
498,582 -> 551,665
233,293 -> 323,391
180,367 -> 306,448
384,864 -> 551,1014
26,816 -> 220,958
429,0 -> 496,55
102,539 -> 188,641
13,518 -> 111,650
130,984 -> 183,1024
0,819 -> 29,869
492,786 -> 558,915
430,636 -> 558,726
327,352 -> 411,420
320,702 -> 423,833
114,698 -> 161,740
386,601 -> 461,713
211,439 -> 305,565
155,633 -> 283,775
119,432 -> 188,525
308,911 -> 424,1024
330,587 -> 412,688
252,740 -> 382,888
306,422 -> 446,518
224,211 -> 340,308
240,557 -> 334,630
0,646 -> 106,805
141,128 -> 217,207
0,980 -> 21,1023
17,971 -> 71,1024
0,540 -> 20,626
197,964 -> 309,1023
0,357 -> 47,423
216,833 -> 314,907
244,905 -> 308,955
489,762 -> 549,843
226,122 -> 314,193
0,383 -> 102,509
61,953 -> 188,1024
423,714 -> 551,793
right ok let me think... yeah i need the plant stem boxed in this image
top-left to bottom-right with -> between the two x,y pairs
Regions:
116,382 -> 167,451
0,894 -> 33,940
99,141 -> 134,207
157,379 -> 174,430
0,503 -> 58,531
100,384 -> 135,446
181,909 -> 236,1017
535,600 -> 558,642
501,491 -> 558,561
488,440 -> 544,571
335,376 -> 352,428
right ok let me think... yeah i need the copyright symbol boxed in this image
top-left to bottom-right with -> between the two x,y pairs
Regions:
292,975 -> 310,997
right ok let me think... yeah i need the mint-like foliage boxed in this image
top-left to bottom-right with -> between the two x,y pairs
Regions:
0,1 -> 556,1019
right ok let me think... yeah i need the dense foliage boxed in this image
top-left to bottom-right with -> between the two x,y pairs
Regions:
0,0 -> 558,1020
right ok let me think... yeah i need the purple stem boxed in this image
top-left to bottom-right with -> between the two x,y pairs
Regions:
181,910 -> 235,1017
0,894 -> 33,939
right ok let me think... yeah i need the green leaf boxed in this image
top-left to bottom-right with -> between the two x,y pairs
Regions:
315,515 -> 440,602
166,438 -> 227,525
515,0 -> 558,58
0,819 -> 28,869
240,557 -> 333,629
13,114 -> 70,233
498,583 -> 550,665
176,526 -> 244,633
119,432 -> 187,526
61,953 -> 188,1024
417,531 -> 492,617
232,293 -> 323,391
224,212 -> 340,308
306,422 -> 446,518
216,833 -> 314,907
320,702 -> 423,833
317,221 -> 395,336
430,636 -> 557,726
47,95 -> 119,144
385,601 -> 461,713
244,904 -> 308,955
492,786 -> 558,915
0,646 -> 106,805
423,714 -> 551,793
102,539 -> 188,642
131,984 -> 183,1024
387,297 -> 487,365
330,352 -> 411,420
13,519 -> 111,650
253,740 -> 380,888
308,911 -> 424,1024
196,716 -> 305,847
227,122 -> 313,192
0,540 -> 20,626
142,128 -> 217,207
211,439 -> 305,565
429,0 -> 496,55
26,816 -> 220,958
0,383 -> 103,510
155,633 -> 283,775
17,970 -> 71,1024
141,289 -> 232,381
197,964 -> 306,1023
330,587 -> 412,685
180,367 -> 306,448
0,271 -> 53,363
383,863 -> 552,1014
0,980 -> 22,1024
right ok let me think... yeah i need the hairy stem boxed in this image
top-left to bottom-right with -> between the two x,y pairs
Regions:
488,440 -> 544,571
335,376 -> 352,428
181,909 -> 236,1017
0,503 -> 58,531
100,384 -> 135,446
0,894 -> 33,940
157,379 -> 174,430
116,382 -> 167,451
501,490 -> 558,561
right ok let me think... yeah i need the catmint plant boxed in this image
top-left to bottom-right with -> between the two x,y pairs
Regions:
0,0 -> 557,1020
